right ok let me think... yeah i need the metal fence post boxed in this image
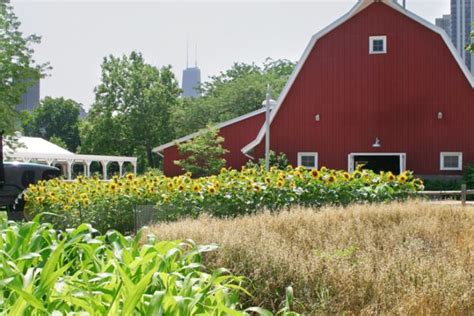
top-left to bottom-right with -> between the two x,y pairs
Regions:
461,184 -> 467,206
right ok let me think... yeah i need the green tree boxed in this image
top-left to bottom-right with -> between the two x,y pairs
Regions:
48,135 -> 68,149
171,58 -> 295,137
81,52 -> 180,170
174,126 -> 228,177
0,1 -> 49,133
23,97 -> 82,152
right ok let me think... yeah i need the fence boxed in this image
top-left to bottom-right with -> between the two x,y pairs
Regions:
419,184 -> 474,206
133,205 -> 170,233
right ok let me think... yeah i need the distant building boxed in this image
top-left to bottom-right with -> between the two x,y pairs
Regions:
78,105 -> 87,119
450,0 -> 474,73
16,80 -> 40,112
435,14 -> 452,37
182,66 -> 201,98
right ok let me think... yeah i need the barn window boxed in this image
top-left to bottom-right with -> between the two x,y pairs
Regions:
297,152 -> 318,169
440,152 -> 462,171
369,36 -> 387,54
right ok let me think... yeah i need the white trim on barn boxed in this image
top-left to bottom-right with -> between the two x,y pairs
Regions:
242,0 -> 474,157
440,152 -> 463,171
297,152 -> 319,169
152,107 -> 269,154
369,35 -> 387,54
347,152 -> 407,173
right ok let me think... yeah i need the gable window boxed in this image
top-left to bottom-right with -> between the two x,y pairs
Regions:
369,36 -> 387,54
297,152 -> 318,169
440,152 -> 463,171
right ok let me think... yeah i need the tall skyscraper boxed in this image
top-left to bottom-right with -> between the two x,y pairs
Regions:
435,14 -> 452,37
182,67 -> 201,98
16,80 -> 40,112
181,44 -> 201,98
450,0 -> 474,73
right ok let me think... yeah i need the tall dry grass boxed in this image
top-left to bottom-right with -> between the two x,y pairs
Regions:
147,202 -> 473,314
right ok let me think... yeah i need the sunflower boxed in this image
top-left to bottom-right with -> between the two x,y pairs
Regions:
178,184 -> 185,191
208,186 -> 216,194
277,180 -> 284,188
398,174 -> 408,183
343,172 -> 351,180
126,173 -> 134,181
412,179 -> 424,188
265,177 -> 271,184
253,185 -> 261,192
167,182 -> 174,190
36,196 -> 45,204
311,169 -> 320,179
327,175 -> 336,183
110,183 -> 117,191
320,166 -> 328,173
353,171 -> 362,179
193,184 -> 201,192
387,172 -> 395,181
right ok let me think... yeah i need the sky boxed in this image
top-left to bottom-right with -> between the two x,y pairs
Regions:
12,0 -> 450,109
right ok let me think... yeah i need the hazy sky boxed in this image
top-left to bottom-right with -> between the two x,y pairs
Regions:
12,0 -> 450,109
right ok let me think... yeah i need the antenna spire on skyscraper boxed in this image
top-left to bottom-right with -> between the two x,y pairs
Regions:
195,43 -> 198,67
186,41 -> 189,69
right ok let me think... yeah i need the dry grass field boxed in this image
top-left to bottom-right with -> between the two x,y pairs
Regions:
147,201 -> 474,314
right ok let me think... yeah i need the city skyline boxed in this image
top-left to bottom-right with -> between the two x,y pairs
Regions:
13,0 -> 451,108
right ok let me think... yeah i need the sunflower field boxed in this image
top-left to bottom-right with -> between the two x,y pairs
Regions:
24,166 -> 423,233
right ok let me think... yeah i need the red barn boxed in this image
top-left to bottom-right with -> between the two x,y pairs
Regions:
154,109 -> 266,177
154,0 -> 474,177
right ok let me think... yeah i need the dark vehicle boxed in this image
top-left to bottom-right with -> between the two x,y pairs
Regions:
0,132 -> 61,221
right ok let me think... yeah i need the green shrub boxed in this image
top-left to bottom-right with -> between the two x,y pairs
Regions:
422,178 -> 462,191
462,164 -> 474,188
245,151 -> 290,170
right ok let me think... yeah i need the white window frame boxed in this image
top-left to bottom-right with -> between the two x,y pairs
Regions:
297,152 -> 318,169
369,35 -> 387,54
440,152 -> 463,171
347,153 -> 406,173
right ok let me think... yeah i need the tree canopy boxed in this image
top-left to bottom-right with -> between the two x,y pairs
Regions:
171,58 -> 295,137
81,51 -> 180,170
0,0 -> 48,134
20,97 -> 82,152
174,125 -> 228,177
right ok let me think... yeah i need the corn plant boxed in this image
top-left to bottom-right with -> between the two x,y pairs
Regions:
0,216 -> 265,315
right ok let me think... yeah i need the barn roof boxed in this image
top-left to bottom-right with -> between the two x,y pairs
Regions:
241,0 -> 474,156
152,107 -> 268,154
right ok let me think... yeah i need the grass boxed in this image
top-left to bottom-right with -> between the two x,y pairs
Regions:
147,201 -> 474,314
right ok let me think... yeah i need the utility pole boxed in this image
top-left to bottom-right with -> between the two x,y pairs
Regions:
265,84 -> 271,171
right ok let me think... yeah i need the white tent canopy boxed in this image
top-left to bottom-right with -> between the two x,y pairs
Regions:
3,136 -> 137,180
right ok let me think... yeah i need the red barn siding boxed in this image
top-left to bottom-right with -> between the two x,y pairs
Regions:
163,111 -> 265,176
252,2 -> 474,176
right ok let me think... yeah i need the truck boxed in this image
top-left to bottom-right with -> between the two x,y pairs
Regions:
0,131 -> 61,221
